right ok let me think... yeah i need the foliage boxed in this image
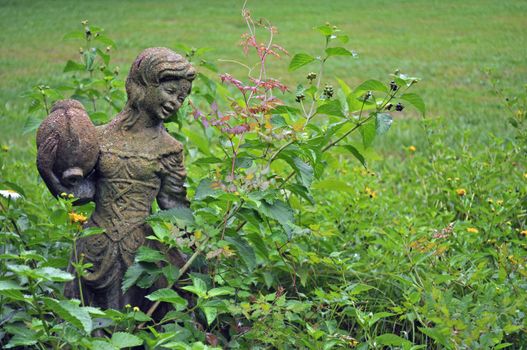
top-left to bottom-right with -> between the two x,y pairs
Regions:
0,5 -> 526,350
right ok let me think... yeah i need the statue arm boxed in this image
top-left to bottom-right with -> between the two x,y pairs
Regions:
157,150 -> 190,210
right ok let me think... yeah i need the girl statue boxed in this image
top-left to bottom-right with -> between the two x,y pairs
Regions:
36,47 -> 196,311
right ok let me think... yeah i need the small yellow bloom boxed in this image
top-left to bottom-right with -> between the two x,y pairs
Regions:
408,145 -> 416,152
520,230 -> 527,237
68,212 -> 88,224
222,245 -> 235,257
68,194 -> 74,199
467,227 -> 479,233
194,230 -> 202,240
133,306 -> 140,312
60,192 -> 68,198
456,188 -> 466,196
125,304 -> 131,309
523,173 -> 527,179
496,199 -> 504,206
365,187 -> 377,199
1,145 -> 8,152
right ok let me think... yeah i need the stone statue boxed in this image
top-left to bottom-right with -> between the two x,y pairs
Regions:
36,47 -> 196,311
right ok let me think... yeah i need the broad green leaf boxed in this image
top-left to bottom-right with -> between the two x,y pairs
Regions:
325,47 -> 355,57
418,327 -> 450,346
111,332 -> 144,348
36,267 -> 74,282
0,280 -> 24,291
63,30 -> 85,40
94,34 -> 116,48
260,199 -> 294,227
317,99 -> 345,117
194,179 -> 221,201
289,53 -> 315,71
360,120 -> 376,148
135,246 -> 167,263
375,333 -> 412,346
316,25 -> 333,36
375,113 -> 393,135
89,340 -> 115,350
22,115 -> 42,134
122,262 -> 145,292
400,93 -> 426,116
354,79 -> 388,93
202,306 -> 218,325
148,206 -> 195,226
43,298 -> 92,334
271,105 -> 302,115
208,286 -> 235,297
225,236 -> 256,271
341,145 -> 366,168
64,60 -> 86,73
293,157 -> 314,188
146,288 -> 187,310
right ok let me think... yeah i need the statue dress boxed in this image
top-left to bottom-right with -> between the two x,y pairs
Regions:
64,118 -> 189,309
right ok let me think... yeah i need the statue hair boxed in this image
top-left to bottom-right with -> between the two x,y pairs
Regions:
121,47 -> 196,130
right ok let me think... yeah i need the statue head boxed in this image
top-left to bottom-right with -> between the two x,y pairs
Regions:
125,47 -> 196,123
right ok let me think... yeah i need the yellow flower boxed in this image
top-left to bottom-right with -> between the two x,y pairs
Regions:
1,145 -> 8,152
365,187 -> 377,199
456,188 -> 466,196
222,245 -> 235,257
133,306 -> 140,312
467,227 -> 479,233
523,173 -> 527,179
68,212 -> 88,224
520,230 -> 527,237
496,199 -> 504,206
408,145 -> 416,152
194,230 -> 202,240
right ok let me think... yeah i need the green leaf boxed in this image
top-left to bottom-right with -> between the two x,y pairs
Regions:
260,199 -> 294,227
94,34 -> 116,48
135,246 -> 167,263
400,93 -> 426,116
312,178 -> 353,193
375,113 -> 393,135
354,79 -> 388,93
317,99 -> 345,117
316,25 -> 333,36
0,280 -> 24,291
111,332 -> 144,349
194,179 -> 221,201
360,120 -> 376,148
36,267 -> 74,282
418,327 -> 450,346
292,157 -> 314,188
325,47 -> 355,57
208,286 -> 235,297
22,115 -> 42,134
148,206 -> 195,226
341,145 -> 366,168
225,236 -> 256,271
271,105 -> 302,115
202,306 -> 218,326
122,262 -> 145,292
64,60 -> 86,73
89,340 -> 115,350
43,298 -> 92,334
146,288 -> 188,310
289,53 -> 316,71
63,30 -> 84,40
375,333 -> 412,346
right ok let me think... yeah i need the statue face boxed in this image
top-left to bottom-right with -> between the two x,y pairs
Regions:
141,78 -> 192,121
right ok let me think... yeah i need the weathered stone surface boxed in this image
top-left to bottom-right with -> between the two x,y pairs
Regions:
36,47 -> 196,314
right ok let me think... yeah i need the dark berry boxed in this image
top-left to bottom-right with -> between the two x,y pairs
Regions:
395,103 -> 404,111
323,85 -> 334,98
295,93 -> 305,103
385,103 -> 393,111
390,81 -> 398,91
307,72 -> 317,82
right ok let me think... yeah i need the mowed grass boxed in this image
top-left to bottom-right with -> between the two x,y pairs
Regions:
1,0 -> 526,123
0,0 -> 525,185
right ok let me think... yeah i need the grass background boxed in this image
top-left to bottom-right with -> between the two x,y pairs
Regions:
1,0 -> 526,139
